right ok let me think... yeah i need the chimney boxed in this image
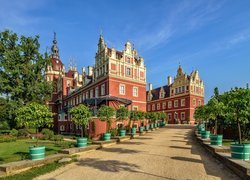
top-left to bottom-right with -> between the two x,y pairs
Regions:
88,66 -> 93,76
148,83 -> 152,91
82,67 -> 86,75
168,76 -> 172,85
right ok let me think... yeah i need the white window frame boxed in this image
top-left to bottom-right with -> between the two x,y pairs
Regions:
60,125 -> 65,131
101,84 -> 105,96
126,67 -> 131,76
193,98 -> 196,106
90,89 -> 93,98
133,106 -> 138,111
162,102 -> 166,109
133,86 -> 138,97
181,99 -> 185,107
95,87 -> 99,98
152,104 -> 155,111
174,100 -> 178,108
119,84 -> 125,95
76,96 -> 78,104
157,103 -> 160,110
168,101 -> 172,108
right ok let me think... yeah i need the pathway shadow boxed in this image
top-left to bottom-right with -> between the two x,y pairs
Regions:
170,140 -> 188,143
100,148 -> 141,154
171,156 -> 202,163
169,146 -> 191,150
119,141 -> 145,145
135,137 -> 153,140
76,158 -> 176,179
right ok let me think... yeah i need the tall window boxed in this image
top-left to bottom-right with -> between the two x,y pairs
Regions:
133,106 -> 138,111
168,101 -> 172,108
157,103 -> 160,110
174,112 -> 178,120
181,99 -> 185,107
82,93 -> 85,101
95,87 -> 99,98
76,96 -> 78,104
86,92 -> 89,99
133,87 -> 138,97
174,100 -> 178,108
193,98 -> 196,106
162,102 -> 166,109
126,68 -> 131,76
181,112 -> 185,120
168,113 -> 172,121
90,89 -> 93,98
152,104 -> 155,111
182,86 -> 185,92
101,84 -> 105,96
119,84 -> 125,95
79,95 -> 82,103
198,100 -> 201,106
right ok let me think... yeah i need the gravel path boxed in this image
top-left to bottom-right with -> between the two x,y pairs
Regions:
36,126 -> 239,180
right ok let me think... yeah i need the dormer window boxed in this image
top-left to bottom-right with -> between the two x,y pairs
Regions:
159,87 -> 165,99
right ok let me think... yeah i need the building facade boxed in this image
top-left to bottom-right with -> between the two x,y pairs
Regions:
45,33 -> 147,134
146,66 -> 204,124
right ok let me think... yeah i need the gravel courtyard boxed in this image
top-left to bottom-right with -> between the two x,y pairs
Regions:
36,126 -> 239,180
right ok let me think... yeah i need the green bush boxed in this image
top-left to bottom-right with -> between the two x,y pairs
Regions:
10,129 -> 18,137
41,128 -> 54,140
53,135 -> 63,142
0,121 -> 10,130
0,135 -> 17,143
18,129 -> 30,137
109,128 -> 118,137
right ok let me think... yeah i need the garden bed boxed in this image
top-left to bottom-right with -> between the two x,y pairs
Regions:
0,139 -> 74,164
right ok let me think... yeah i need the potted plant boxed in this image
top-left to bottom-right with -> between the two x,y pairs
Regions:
15,102 -> 53,160
129,110 -> 140,135
159,112 -> 167,127
138,111 -> 145,133
97,105 -> 115,141
194,106 -> 206,135
144,112 -> 151,131
226,88 -> 250,160
69,104 -> 92,148
207,94 -> 225,145
116,106 -> 129,137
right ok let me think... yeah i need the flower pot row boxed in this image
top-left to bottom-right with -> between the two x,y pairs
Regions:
197,127 -> 250,160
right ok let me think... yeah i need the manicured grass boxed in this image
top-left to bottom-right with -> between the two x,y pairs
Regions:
0,139 -> 75,164
222,139 -> 250,146
0,161 -> 71,180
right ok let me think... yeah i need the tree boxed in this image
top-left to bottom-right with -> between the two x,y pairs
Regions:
0,30 -> 53,127
97,105 -> 115,133
69,104 -> 92,137
194,105 -> 207,124
158,112 -> 167,121
224,88 -> 250,144
15,102 -> 53,145
130,110 -> 140,127
206,97 -> 226,134
116,106 -> 129,129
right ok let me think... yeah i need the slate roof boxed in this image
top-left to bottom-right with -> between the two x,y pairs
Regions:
147,85 -> 170,101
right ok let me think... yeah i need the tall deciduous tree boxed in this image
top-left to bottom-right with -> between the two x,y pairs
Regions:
97,105 -> 115,132
0,30 -> 53,127
69,104 -> 92,137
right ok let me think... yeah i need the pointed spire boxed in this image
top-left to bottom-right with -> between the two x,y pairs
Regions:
98,31 -> 105,51
51,32 -> 59,59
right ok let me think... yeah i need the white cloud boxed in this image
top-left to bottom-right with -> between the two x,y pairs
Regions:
134,1 -> 224,52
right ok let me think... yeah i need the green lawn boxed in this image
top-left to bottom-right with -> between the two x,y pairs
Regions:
222,139 -> 250,146
0,139 -> 75,164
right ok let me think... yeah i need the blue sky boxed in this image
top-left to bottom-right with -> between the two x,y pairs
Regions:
0,0 -> 249,102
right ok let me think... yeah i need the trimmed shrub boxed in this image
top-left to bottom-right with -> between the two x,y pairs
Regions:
41,128 -> 54,140
18,129 -> 30,137
10,129 -> 18,137
53,135 -> 64,142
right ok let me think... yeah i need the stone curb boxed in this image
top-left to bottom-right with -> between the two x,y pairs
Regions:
195,131 -> 250,179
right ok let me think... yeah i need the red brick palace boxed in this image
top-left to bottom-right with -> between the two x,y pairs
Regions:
146,66 -> 204,124
45,33 -> 147,134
